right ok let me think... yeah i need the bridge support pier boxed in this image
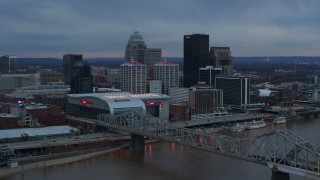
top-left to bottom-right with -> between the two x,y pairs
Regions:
271,170 -> 290,180
130,134 -> 145,150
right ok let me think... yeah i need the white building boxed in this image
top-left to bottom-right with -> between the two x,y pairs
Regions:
154,60 -> 179,95
120,60 -> 147,94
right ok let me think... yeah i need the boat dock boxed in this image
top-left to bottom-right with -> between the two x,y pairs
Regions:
171,113 -> 274,128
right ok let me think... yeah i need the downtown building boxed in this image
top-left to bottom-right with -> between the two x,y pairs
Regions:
0,74 -> 40,92
120,60 -> 147,94
153,60 -> 179,95
199,66 -> 222,87
63,54 -> 82,85
70,61 -> 93,94
210,47 -> 233,75
215,75 -> 250,106
189,82 -> 223,115
183,34 -> 210,87
125,31 -> 162,78
0,55 -> 16,74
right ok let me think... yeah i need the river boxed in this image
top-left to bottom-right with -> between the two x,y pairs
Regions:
4,118 -> 320,180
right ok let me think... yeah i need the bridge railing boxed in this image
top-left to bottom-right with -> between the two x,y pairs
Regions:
95,110 -> 320,179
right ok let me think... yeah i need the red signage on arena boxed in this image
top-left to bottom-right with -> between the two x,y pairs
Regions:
79,99 -> 92,106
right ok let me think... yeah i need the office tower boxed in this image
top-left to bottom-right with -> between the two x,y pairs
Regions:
215,75 -> 250,106
146,48 -> 162,78
63,54 -> 82,85
183,34 -> 210,87
199,66 -> 222,87
0,55 -> 16,74
210,47 -> 233,75
120,60 -> 147,94
154,60 -> 179,95
125,31 -> 146,64
148,80 -> 162,94
70,61 -> 93,94
189,82 -> 223,115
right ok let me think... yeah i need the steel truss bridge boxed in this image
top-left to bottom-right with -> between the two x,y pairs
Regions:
70,110 -> 320,179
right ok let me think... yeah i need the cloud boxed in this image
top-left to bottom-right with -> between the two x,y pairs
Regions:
0,0 -> 319,57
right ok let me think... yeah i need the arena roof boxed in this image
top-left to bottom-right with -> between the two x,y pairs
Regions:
67,92 -> 170,115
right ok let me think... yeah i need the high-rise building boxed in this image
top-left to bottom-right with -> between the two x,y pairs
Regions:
189,82 -> 223,115
199,66 -> 222,87
154,60 -> 179,95
215,75 -> 250,106
0,55 -> 16,74
210,47 -> 233,75
70,61 -> 93,94
63,54 -> 82,85
120,60 -> 147,94
125,31 -> 146,64
146,48 -> 162,78
148,80 -> 162,94
183,34 -> 210,87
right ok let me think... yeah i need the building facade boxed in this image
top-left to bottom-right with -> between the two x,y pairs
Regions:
169,87 -> 189,104
215,75 -> 250,106
0,74 -> 40,92
146,48 -> 162,78
183,34 -> 210,87
0,55 -> 16,74
154,60 -> 179,95
70,61 -> 93,94
148,80 -> 162,94
210,47 -> 233,75
37,70 -> 64,85
125,31 -> 146,64
120,60 -> 147,94
67,92 -> 169,120
199,66 -> 222,87
189,83 -> 223,115
63,54 -> 82,85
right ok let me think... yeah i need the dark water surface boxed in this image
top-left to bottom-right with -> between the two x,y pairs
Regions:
4,118 -> 320,180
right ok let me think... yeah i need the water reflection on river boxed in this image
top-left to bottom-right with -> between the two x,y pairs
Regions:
4,118 -> 320,180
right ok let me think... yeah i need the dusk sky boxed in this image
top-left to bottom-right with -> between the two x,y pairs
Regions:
0,0 -> 319,58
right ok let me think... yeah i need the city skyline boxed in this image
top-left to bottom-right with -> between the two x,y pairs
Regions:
0,0 -> 319,58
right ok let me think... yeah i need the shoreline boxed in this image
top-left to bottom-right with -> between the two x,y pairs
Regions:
0,144 -> 130,179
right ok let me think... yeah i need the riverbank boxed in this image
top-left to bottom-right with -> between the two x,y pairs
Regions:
0,144 -> 130,178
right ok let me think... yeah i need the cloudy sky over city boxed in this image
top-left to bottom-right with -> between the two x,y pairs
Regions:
0,0 -> 319,58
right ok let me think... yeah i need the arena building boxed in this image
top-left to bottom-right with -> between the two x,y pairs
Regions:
67,92 -> 170,120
